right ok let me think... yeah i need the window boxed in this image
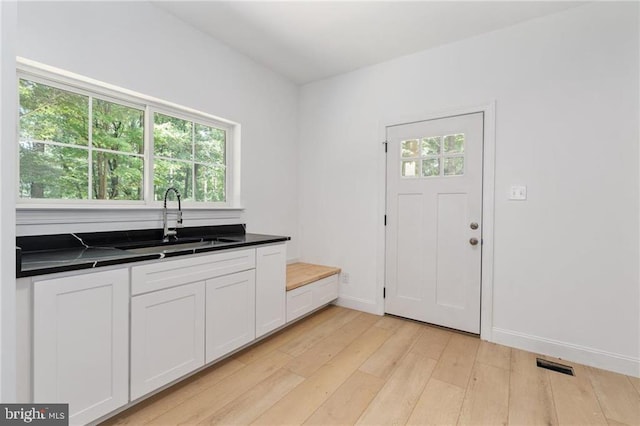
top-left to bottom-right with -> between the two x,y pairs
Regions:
153,113 -> 226,202
401,133 -> 465,178
17,69 -> 234,206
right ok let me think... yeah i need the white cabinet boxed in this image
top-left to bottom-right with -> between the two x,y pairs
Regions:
130,282 -> 205,400
131,248 -> 255,295
206,270 -> 256,363
34,269 -> 129,426
129,248 -> 256,399
286,274 -> 339,323
255,244 -> 286,338
30,244 -> 287,423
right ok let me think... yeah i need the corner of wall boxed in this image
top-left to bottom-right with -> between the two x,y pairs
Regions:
1,0 -> 18,402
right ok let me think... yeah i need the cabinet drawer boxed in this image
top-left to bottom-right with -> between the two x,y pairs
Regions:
132,248 -> 256,295
286,286 -> 314,323
312,274 -> 339,306
286,274 -> 338,323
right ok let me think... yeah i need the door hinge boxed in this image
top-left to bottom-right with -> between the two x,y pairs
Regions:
383,141 -> 388,153
383,287 -> 386,298
384,215 -> 387,226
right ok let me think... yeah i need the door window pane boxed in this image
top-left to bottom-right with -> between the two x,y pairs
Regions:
421,137 -> 441,156
422,158 -> 440,177
401,160 -> 419,177
444,157 -> 464,176
92,152 -> 143,200
444,134 -> 464,154
401,140 -> 420,157
398,132 -> 465,179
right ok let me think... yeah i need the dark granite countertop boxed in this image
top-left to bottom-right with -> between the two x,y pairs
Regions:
17,224 -> 290,278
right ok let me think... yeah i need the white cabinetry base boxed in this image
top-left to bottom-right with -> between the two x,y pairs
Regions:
286,275 -> 338,323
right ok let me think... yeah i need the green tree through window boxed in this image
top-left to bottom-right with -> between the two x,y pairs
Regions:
153,113 -> 226,202
18,77 -> 229,204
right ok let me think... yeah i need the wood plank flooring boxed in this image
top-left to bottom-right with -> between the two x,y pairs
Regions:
103,306 -> 640,426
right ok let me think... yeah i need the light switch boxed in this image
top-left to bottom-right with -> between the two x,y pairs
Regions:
509,185 -> 527,200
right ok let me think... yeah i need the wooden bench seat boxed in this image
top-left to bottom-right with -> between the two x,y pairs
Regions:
285,262 -> 341,322
286,262 -> 341,291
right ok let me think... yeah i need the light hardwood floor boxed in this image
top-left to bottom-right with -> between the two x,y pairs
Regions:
103,306 -> 640,426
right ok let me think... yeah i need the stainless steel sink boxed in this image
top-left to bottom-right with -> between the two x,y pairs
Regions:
124,240 -> 216,254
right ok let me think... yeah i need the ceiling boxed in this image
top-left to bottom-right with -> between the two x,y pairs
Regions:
153,1 -> 585,85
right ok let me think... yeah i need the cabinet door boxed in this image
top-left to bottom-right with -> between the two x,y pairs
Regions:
130,282 -> 205,400
206,270 -> 256,363
255,244 -> 286,338
286,285 -> 315,323
34,269 -> 129,425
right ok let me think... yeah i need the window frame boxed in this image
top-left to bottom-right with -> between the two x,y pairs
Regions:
16,58 -> 238,209
400,133 -> 466,179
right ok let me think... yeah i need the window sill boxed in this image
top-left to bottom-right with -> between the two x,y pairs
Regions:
16,204 -> 245,236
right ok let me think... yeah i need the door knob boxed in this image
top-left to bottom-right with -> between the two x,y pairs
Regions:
469,238 -> 479,246
470,222 -> 479,230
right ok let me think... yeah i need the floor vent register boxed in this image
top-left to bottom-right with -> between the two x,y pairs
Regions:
536,357 -> 575,376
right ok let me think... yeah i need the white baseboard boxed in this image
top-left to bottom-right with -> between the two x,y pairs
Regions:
492,327 -> 640,378
335,295 -> 380,315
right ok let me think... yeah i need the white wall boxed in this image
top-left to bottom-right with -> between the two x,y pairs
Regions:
298,2 -> 639,376
16,1 -> 300,258
0,0 -> 18,402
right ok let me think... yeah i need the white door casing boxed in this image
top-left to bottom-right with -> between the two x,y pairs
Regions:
385,112 -> 483,333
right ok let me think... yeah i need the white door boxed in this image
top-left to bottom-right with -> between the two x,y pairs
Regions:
385,112 -> 483,333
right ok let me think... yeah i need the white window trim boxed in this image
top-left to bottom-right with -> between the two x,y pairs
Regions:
15,57 -> 242,210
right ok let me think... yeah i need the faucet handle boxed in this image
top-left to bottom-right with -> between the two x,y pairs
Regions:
176,211 -> 184,228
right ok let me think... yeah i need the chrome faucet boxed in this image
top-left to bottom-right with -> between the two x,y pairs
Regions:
163,187 -> 183,241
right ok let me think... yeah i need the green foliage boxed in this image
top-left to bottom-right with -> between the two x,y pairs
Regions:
444,157 -> 464,176
153,159 -> 192,202
19,79 -> 88,146
422,158 -> 439,177
401,139 -> 419,158
154,113 -> 192,160
93,98 -> 144,154
195,123 -> 225,164
444,134 -> 464,154
92,152 -> 143,200
421,137 -> 441,156
195,164 -> 225,202
153,113 -> 226,202
19,142 -> 88,199
19,78 -> 226,203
